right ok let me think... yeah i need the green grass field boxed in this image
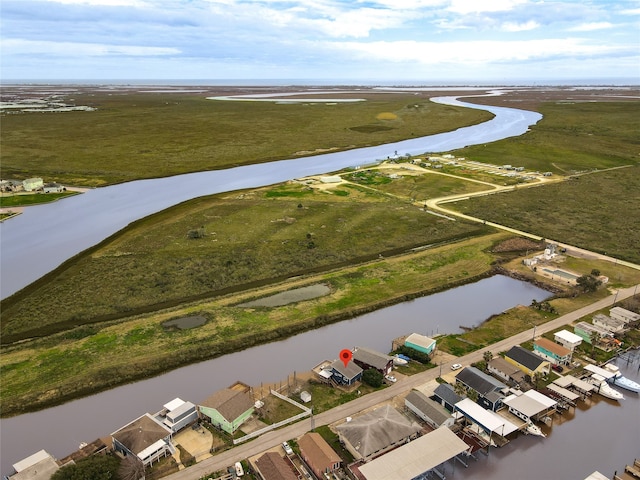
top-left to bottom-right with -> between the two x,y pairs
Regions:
0,91 -> 491,186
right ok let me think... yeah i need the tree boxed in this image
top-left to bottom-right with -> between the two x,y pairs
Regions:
576,274 -> 602,293
453,381 -> 467,397
483,351 -> 494,364
362,369 -> 383,388
591,269 -> 601,277
532,371 -> 544,391
51,455 -> 120,480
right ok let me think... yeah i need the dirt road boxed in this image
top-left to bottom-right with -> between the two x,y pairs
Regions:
163,284 -> 639,480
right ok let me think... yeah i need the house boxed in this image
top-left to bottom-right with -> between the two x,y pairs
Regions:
404,390 -> 454,429
8,450 -> 61,480
404,333 -> 437,356
111,413 -> 175,467
455,366 -> 507,411
199,388 -> 254,434
22,177 -> 43,192
352,346 -> 394,375
254,451 -> 298,480
487,357 -> 526,386
554,329 -> 583,351
574,321 -> 611,344
502,390 -> 557,423
610,306 -> 640,324
155,397 -> 198,433
330,359 -> 363,386
298,432 -> 342,479
592,314 -> 626,333
336,405 -> 421,461
533,337 -> 573,366
433,383 -> 463,412
504,345 -> 550,379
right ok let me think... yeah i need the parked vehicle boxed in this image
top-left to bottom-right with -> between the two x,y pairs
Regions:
451,363 -> 462,371
552,364 -> 564,373
385,374 -> 397,383
282,441 -> 293,455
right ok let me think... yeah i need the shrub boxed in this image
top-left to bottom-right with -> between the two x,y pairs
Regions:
362,368 -> 383,388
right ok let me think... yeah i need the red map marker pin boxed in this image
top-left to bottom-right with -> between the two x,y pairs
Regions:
339,349 -> 353,368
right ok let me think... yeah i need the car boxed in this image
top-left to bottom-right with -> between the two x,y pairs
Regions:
552,364 -> 564,373
385,374 -> 397,383
451,363 -> 462,371
282,441 -> 293,455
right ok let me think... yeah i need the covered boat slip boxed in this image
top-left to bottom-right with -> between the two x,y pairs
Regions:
454,398 -> 519,437
546,384 -> 579,405
584,364 -> 617,380
358,427 -> 470,480
553,374 -> 596,395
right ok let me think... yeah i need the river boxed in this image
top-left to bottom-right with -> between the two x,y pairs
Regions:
0,93 -> 542,299
0,275 -> 550,475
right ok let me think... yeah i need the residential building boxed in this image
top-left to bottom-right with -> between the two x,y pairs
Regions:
455,366 -> 507,411
502,390 -> 557,423
337,405 -> 421,461
433,383 -> 463,412
155,398 -> 198,433
610,306 -> 640,324
43,182 -> 63,193
8,450 -> 61,480
574,321 -> 611,344
592,314 -> 626,333
199,388 -> 254,434
352,346 -> 394,375
534,337 -> 572,366
22,177 -> 43,192
111,413 -> 175,467
404,390 -> 454,429
504,345 -> 550,378
254,452 -> 298,480
298,432 -> 341,479
487,357 -> 526,386
404,333 -> 437,356
330,359 -> 363,386
554,329 -> 583,351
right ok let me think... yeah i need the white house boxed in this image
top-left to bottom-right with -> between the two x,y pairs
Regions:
554,329 -> 583,351
610,306 -> 640,324
592,314 -> 626,333
22,177 -> 43,192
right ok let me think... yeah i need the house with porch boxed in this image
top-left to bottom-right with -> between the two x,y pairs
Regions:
592,314 -> 626,333
610,306 -> 640,325
533,337 -> 572,366
198,387 -> 254,434
298,432 -> 341,479
111,413 -> 175,467
504,345 -> 550,379
574,322 -> 611,344
155,397 -> 198,433
554,329 -> 583,351
455,366 -> 507,411
329,359 -> 363,386
487,356 -> 526,387
352,346 -> 394,375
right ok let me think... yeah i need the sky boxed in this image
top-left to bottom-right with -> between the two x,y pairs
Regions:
1,0 -> 639,84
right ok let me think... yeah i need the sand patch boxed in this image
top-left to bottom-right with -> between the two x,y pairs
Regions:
376,112 -> 398,120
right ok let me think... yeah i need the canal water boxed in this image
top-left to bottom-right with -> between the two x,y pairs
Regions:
453,350 -> 640,480
0,275 -> 549,475
0,94 -> 542,299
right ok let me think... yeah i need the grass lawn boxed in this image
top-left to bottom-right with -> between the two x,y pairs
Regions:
0,191 -> 77,207
1,91 -> 491,186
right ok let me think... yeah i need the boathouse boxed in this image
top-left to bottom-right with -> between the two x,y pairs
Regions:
358,427 -> 470,480
453,398 -> 519,438
404,333 -> 436,356
352,346 -> 394,375
405,390 -> 454,429
502,390 -> 557,423
504,345 -> 550,378
533,337 -> 573,366
554,329 -> 583,351
455,366 -> 507,411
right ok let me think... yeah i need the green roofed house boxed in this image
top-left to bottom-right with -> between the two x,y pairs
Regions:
404,333 -> 437,356
199,387 -> 254,434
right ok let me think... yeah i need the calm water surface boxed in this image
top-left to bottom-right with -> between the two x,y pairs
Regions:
0,275 -> 548,474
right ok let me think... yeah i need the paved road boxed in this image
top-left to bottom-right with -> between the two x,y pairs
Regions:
164,284 -> 639,480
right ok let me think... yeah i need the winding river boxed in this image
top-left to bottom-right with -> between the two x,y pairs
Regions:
0,93 -> 541,299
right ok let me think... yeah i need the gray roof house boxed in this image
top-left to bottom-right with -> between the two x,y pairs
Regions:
330,359 -> 363,386
111,413 -> 175,467
455,366 -> 507,411
433,383 -> 463,412
352,346 -> 394,375
488,356 -> 526,386
405,390 -> 454,429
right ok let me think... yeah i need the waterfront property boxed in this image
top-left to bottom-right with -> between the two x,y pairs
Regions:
404,390 -> 454,429
111,413 -> 175,467
198,387 -> 254,434
7,450 -> 61,480
253,451 -> 298,480
553,374 -> 596,397
533,337 -> 573,366
298,432 -> 342,479
574,321 -> 612,344
404,333 -> 437,356
502,390 -> 557,424
453,398 -> 519,438
592,314 -> 626,333
455,366 -> 507,411
433,383 -> 464,412
329,359 -> 363,386
554,329 -> 583,351
487,357 -> 526,387
610,306 -> 640,324
352,347 -> 394,375
505,345 -> 551,378
337,405 -> 421,462
357,427 -> 470,480
155,397 -> 198,433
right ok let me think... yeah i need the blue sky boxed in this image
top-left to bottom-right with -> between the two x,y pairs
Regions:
1,0 -> 639,83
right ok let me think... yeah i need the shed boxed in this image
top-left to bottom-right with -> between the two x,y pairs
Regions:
358,427 -> 470,480
404,333 -> 436,356
405,390 -> 454,429
300,391 -> 311,403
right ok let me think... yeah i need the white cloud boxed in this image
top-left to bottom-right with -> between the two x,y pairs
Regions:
502,20 -> 539,31
447,0 -> 528,15
38,0 -> 149,5
568,22 -> 614,31
3,38 -> 179,56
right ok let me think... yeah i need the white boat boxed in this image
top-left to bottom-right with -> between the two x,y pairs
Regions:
589,374 -> 624,401
393,355 -> 408,366
525,422 -> 546,437
604,364 -> 640,393
235,462 -> 244,477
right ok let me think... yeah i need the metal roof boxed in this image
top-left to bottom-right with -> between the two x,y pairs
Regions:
404,333 -> 436,350
405,390 -> 452,426
584,364 -> 616,380
330,359 -> 363,379
505,346 -> 548,371
454,398 -> 518,436
547,383 -> 580,402
503,390 -> 556,418
434,383 -> 463,406
353,346 -> 393,371
358,427 -> 469,480
164,397 -> 185,411
534,337 -> 571,357
456,366 -> 506,396
554,329 -> 583,343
